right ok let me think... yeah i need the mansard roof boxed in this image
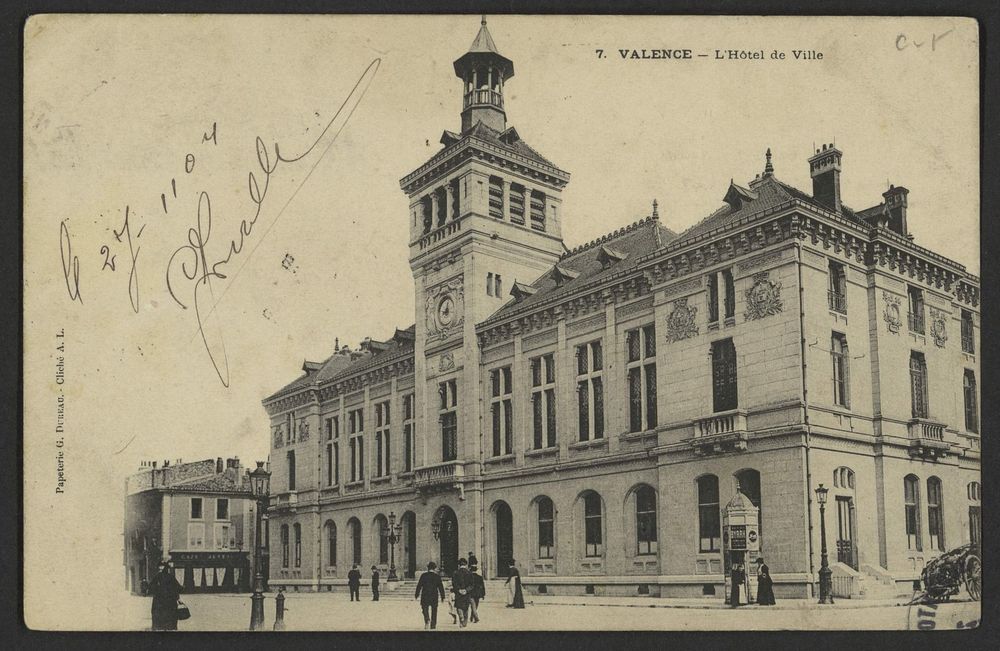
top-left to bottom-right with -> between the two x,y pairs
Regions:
483,214 -> 677,324
440,121 -> 559,170
264,325 -> 416,404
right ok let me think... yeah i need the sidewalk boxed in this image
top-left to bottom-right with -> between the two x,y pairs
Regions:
528,594 -> 910,610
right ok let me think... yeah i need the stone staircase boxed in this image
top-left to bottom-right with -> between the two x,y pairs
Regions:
829,562 -> 906,599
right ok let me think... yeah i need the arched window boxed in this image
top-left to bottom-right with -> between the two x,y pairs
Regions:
348,517 -> 362,566
968,481 -> 981,501
968,482 -> 981,547
635,485 -> 657,555
374,514 -> 389,565
697,475 -> 721,552
280,524 -> 290,568
833,466 -> 855,490
537,497 -> 554,559
293,523 -> 302,568
325,521 -> 337,567
927,477 -> 944,551
904,475 -> 921,551
583,492 -> 603,557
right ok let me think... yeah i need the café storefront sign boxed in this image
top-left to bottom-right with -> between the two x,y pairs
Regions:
171,550 -> 248,567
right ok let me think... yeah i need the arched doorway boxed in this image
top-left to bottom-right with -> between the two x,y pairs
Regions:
401,511 -> 417,579
435,505 -> 459,577
493,501 -> 513,578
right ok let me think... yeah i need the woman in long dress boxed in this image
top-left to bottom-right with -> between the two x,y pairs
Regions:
148,561 -> 183,630
505,559 -> 525,608
755,558 -> 776,605
729,562 -> 745,607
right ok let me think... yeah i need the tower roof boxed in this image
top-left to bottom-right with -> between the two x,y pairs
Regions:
454,17 -> 514,80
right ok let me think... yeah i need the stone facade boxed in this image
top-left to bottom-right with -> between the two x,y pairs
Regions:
261,20 -> 980,599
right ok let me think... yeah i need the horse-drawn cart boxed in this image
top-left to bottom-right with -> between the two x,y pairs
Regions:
919,543 -> 981,603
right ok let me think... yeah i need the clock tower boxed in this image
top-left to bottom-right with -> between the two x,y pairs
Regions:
399,17 -> 570,471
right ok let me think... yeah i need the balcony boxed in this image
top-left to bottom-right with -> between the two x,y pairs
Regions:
688,409 -> 749,456
907,418 -> 949,459
413,460 -> 468,500
828,290 -> 847,314
463,88 -> 504,110
907,311 -> 925,335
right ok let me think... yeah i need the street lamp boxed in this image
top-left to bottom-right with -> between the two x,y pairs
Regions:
431,516 -> 441,540
815,483 -> 834,604
249,461 -> 272,631
381,511 -> 403,582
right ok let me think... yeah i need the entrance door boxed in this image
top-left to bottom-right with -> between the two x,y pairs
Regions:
836,496 -> 857,569
403,512 -> 417,579
438,507 -> 459,577
495,502 -> 513,578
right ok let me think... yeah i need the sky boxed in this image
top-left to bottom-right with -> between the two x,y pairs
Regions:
23,15 -> 978,628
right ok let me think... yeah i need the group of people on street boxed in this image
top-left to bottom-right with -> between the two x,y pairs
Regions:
729,557 -> 776,607
413,551 -> 525,629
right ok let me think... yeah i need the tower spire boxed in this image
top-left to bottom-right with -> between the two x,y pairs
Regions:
763,147 -> 774,177
453,17 -> 514,132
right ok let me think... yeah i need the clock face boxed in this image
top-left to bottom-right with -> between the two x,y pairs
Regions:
438,295 -> 456,326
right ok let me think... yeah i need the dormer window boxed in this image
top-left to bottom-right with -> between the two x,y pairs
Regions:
510,281 -> 536,303
597,244 -> 626,269
552,265 -> 580,287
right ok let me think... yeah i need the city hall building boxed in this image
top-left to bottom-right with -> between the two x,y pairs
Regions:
261,20 -> 980,599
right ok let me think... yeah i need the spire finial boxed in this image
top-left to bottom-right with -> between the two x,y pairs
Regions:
763,147 -> 774,177
652,199 -> 659,220
481,14 -> 487,26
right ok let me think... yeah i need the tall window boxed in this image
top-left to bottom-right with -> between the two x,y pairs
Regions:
349,518 -> 362,565
286,412 -> 295,443
576,340 -> 604,441
627,325 -> 658,433
531,354 -> 557,449
635,485 -> 658,555
349,408 -> 365,482
537,497 -> 554,559
216,498 -> 229,520
495,274 -> 502,298
711,338 -> 738,412
327,416 -> 340,486
421,195 -> 433,234
968,482 -> 981,547
486,272 -> 494,297
735,469 -> 763,542
440,379 -> 458,462
904,474 -> 922,551
831,332 -> 850,407
927,477 -> 944,551
723,269 -> 735,319
374,401 -> 391,477
964,370 -> 978,433
961,310 -> 975,354
509,183 -> 526,225
280,524 -> 290,568
214,523 -> 231,550
488,176 -> 504,220
190,497 -> 203,520
376,515 -> 389,564
708,273 -> 719,323
707,269 -> 734,323
828,260 -> 847,313
490,366 -> 514,457
293,523 -> 302,568
325,521 -> 337,567
529,189 -> 546,232
286,450 -> 296,491
907,286 -> 925,334
435,186 -> 447,227
698,475 -> 721,552
583,492 -> 603,557
403,394 -> 416,472
187,523 -> 205,549
909,352 -> 929,419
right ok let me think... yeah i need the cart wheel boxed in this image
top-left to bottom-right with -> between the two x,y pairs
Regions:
964,555 -> 981,601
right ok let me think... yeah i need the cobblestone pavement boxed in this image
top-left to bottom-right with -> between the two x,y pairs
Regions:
114,590 -> 981,632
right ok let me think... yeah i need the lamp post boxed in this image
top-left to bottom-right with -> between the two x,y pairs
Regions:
249,461 -> 272,631
431,516 -> 441,540
382,511 -> 403,581
815,483 -> 834,604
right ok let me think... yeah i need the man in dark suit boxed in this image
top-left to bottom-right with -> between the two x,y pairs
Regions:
469,564 -> 485,623
371,565 -> 381,601
415,561 -> 446,630
347,564 -> 362,602
451,557 -> 473,627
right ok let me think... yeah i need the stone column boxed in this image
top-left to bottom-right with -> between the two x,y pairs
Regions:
555,310 -> 570,456
430,189 -> 440,229
363,386 -> 371,490
501,179 -> 510,222
603,293 -> 620,450
445,182 -> 455,223
513,326 -> 526,464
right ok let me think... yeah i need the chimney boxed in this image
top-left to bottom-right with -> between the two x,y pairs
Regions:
882,184 -> 909,236
216,457 -> 224,473
808,143 -> 843,212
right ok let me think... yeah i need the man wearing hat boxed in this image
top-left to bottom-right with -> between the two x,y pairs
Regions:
148,560 -> 183,631
468,563 -> 485,624
371,565 -> 381,601
450,557 -> 473,627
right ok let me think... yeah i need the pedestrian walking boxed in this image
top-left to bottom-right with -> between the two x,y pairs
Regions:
730,562 -> 745,607
371,565 -> 381,601
347,564 -> 362,602
451,557 -> 473,627
148,560 -> 183,631
414,561 -> 446,630
505,559 -> 525,608
755,558 -> 776,605
467,550 -> 478,568
469,564 -> 485,623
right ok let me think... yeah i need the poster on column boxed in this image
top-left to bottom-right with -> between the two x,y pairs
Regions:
21,11 -> 983,633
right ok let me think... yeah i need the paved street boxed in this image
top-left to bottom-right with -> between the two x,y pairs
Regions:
117,590 -> 981,632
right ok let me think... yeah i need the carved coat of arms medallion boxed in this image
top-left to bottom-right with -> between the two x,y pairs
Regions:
744,271 -> 783,321
666,297 -> 699,342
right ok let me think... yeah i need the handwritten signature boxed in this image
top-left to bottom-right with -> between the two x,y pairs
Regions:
164,58 -> 381,387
